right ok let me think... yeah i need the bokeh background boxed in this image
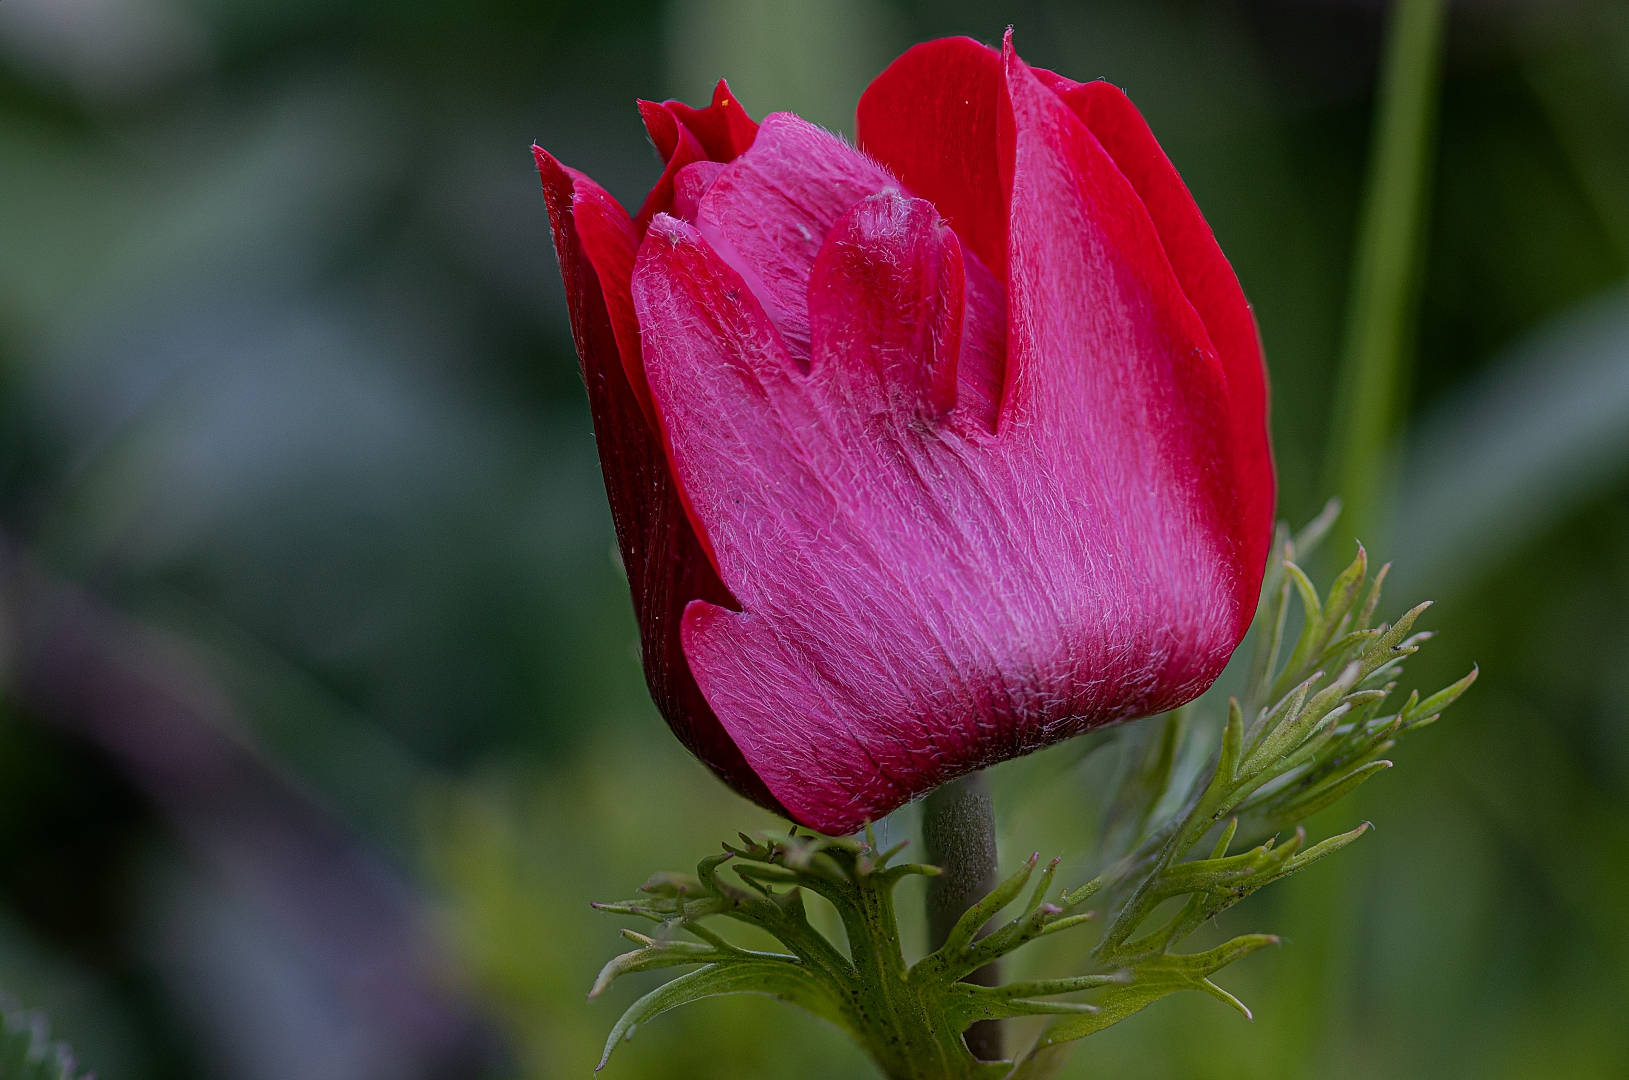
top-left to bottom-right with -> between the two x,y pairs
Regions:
1,0 -> 1626,1077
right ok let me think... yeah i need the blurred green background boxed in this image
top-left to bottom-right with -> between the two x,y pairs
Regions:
0,0 -> 1626,1077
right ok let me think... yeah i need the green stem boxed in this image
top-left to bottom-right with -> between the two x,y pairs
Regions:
1325,0 -> 1448,546
922,772 -> 1002,1063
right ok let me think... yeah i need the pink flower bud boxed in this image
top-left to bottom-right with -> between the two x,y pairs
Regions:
534,33 -> 1275,835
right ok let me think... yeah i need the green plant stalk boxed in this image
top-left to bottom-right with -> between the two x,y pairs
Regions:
1325,0 -> 1448,545
922,772 -> 1003,1062
842,858 -> 978,1079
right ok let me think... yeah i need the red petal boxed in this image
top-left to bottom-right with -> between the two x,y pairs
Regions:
532,148 -> 783,816
856,36 -> 1008,279
664,79 -> 759,162
638,97 -> 683,162
552,160 -> 649,423
1049,79 -> 1274,621
604,37 -> 1274,833
633,101 -> 712,235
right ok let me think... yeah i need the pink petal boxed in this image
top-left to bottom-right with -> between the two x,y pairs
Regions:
695,112 -> 898,361
957,248 -> 1005,433
1050,79 -> 1274,623
672,160 -> 726,224
629,36 -> 1258,834
636,212 -> 949,828
997,31 -> 1242,678
635,211 -> 1093,831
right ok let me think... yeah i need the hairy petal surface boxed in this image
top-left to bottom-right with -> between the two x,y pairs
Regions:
632,37 -> 1255,834
696,113 -> 899,361
540,35 -> 1272,833
993,34 -> 1241,715
1049,79 -> 1273,621
808,192 -> 964,420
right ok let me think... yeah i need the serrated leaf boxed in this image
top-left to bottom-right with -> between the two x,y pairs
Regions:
1404,665 -> 1478,726
938,854 -> 1037,958
1026,935 -> 1278,1052
1354,561 -> 1390,631
588,935 -> 731,999
1282,761 -> 1393,823
940,982 -> 1099,1028
1245,676 -> 1315,758
1318,627 -> 1381,668
638,872 -> 703,898
1040,911 -> 1098,940
1270,563 -> 1327,700
597,960 -> 848,1072
1320,545 -> 1369,641
1279,822 -> 1372,877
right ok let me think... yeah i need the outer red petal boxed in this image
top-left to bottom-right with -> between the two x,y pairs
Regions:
532,146 -> 784,816
1044,79 -> 1274,632
664,79 -> 759,162
855,37 -> 1008,279
633,101 -> 712,235
634,81 -> 760,237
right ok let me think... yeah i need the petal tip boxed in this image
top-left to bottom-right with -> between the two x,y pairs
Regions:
644,211 -> 697,246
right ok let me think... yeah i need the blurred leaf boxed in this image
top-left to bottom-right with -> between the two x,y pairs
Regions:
0,998 -> 89,1080
1388,284 -> 1629,598
1326,0 -> 1447,545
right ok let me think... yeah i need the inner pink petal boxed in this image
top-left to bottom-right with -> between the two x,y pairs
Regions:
695,112 -> 899,361
672,160 -> 727,224
957,252 -> 1005,433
